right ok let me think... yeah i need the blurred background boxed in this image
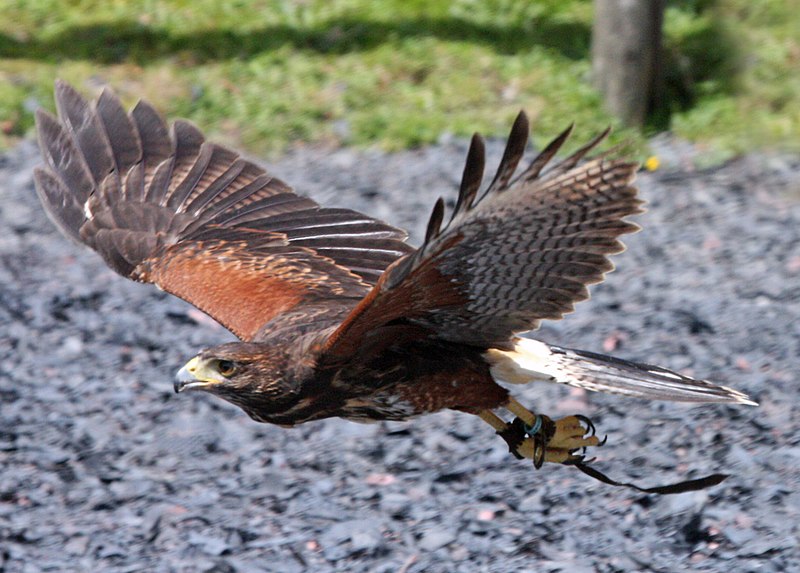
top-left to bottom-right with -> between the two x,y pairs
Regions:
1,0 -> 798,161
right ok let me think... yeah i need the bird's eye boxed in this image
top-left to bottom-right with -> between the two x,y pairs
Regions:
216,360 -> 237,377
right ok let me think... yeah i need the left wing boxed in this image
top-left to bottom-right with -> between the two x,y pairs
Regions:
324,112 -> 643,358
35,81 -> 414,341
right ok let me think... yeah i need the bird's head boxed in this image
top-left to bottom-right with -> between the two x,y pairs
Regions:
173,342 -> 302,422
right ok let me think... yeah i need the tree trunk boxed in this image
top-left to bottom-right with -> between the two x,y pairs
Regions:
591,0 -> 665,127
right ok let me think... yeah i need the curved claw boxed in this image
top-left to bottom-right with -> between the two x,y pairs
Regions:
532,431 -> 546,469
561,454 -> 586,466
598,434 -> 608,447
574,414 -> 596,437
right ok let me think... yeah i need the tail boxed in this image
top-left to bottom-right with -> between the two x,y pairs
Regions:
486,337 -> 757,405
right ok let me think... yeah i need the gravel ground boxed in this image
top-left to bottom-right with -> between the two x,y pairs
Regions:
1,134 -> 799,573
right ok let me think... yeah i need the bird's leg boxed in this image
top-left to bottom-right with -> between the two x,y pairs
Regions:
480,398 -> 604,468
479,410 -> 527,460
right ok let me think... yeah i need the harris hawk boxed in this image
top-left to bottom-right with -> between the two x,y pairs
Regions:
34,81 -> 755,493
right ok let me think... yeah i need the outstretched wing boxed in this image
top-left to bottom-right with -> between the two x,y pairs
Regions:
34,81 -> 413,341
325,112 -> 643,358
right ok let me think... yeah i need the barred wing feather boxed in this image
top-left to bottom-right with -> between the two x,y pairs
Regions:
325,112 -> 643,356
34,81 -> 413,341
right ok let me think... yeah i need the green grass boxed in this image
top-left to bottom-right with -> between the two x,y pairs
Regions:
0,0 -> 797,160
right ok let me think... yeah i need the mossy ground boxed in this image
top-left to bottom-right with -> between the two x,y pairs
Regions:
1,1 -> 797,160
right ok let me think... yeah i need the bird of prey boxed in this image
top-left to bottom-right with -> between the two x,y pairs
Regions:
35,81 -> 755,492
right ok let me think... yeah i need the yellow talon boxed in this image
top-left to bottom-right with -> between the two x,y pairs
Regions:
481,401 -> 605,467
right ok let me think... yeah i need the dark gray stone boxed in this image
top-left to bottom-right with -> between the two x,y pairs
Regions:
417,528 -> 457,552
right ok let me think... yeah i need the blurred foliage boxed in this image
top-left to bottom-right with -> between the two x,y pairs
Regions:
661,0 -> 800,157
0,0 -> 797,158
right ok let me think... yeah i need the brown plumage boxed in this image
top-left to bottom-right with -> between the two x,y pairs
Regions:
35,81 -> 755,491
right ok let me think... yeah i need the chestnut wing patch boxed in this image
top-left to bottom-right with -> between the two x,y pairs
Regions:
137,232 -> 370,340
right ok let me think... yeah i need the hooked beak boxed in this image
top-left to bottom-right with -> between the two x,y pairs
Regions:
174,356 -> 224,393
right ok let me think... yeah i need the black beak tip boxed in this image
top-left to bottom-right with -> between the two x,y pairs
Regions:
173,380 -> 183,394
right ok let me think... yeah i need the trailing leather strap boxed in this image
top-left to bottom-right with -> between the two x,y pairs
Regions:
573,462 -> 729,494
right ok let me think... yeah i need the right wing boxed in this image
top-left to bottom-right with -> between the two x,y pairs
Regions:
324,113 -> 643,359
34,81 -> 413,341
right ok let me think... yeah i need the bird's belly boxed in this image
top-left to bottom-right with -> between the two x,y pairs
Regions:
339,393 -> 421,422
337,372 -> 509,422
